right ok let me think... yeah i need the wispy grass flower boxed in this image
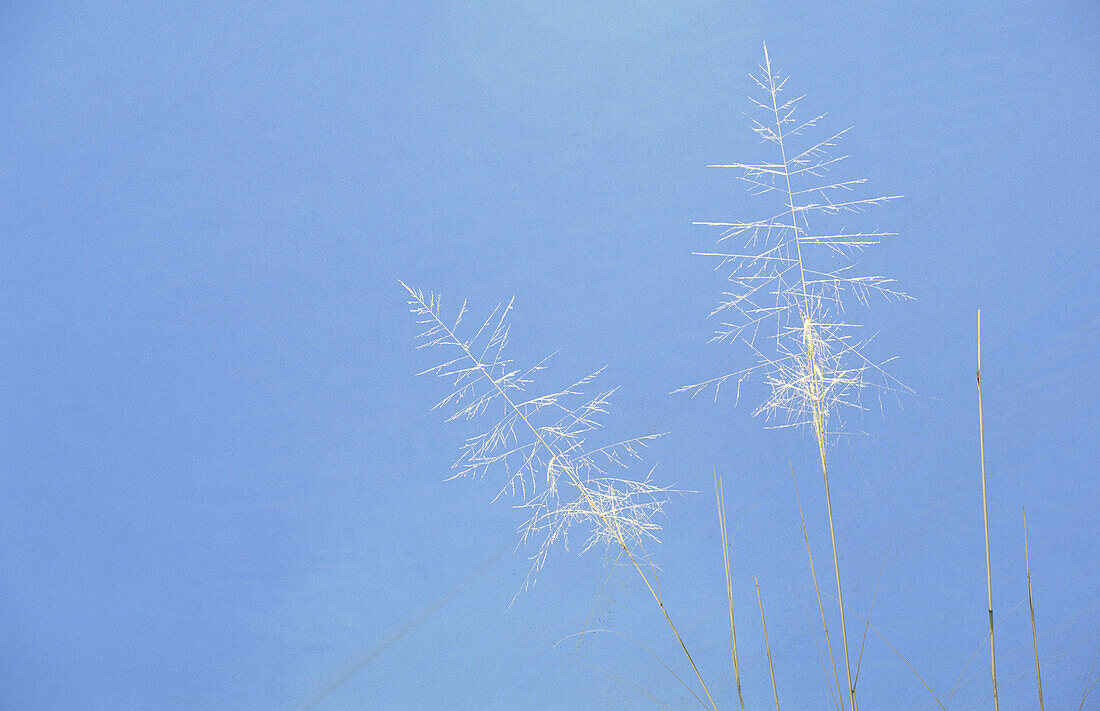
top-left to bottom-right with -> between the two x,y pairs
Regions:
678,45 -> 910,430
402,281 -> 720,708
401,281 -> 670,591
678,44 -> 912,711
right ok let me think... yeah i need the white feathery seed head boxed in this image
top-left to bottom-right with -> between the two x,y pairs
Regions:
401,281 -> 673,593
677,44 -> 911,430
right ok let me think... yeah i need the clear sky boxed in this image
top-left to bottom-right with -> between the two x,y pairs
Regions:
1,2 -> 1097,710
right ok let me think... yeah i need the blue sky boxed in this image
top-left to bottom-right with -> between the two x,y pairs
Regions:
1,2 -> 1097,710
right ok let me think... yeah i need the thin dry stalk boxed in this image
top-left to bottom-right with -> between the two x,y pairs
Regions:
976,309 -> 1000,711
833,594 -> 947,711
621,534 -> 718,710
562,652 -> 674,710
946,596 -> 1030,705
807,328 -> 858,711
716,471 -> 746,711
1081,641 -> 1100,711
1023,507 -> 1045,710
556,629 -> 702,710
792,465 -> 846,710
854,531 -> 896,693
756,577 -> 781,711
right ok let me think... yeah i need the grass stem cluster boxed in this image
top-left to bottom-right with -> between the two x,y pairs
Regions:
397,44 -> 1081,711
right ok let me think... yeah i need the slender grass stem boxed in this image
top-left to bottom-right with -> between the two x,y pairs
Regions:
946,596 -> 1029,704
806,324 -> 857,711
1080,641 -> 1100,711
792,465 -> 846,711
562,652 -> 675,710
854,531 -> 896,690
689,44 -> 904,709
555,629 -> 708,710
831,593 -> 947,711
817,423 -> 857,711
759,43 -> 857,710
756,577 -> 781,711
1023,507 -> 1045,710
976,309 -> 1000,711
716,470 -> 746,711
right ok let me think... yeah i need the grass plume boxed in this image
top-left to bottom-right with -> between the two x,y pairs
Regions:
678,43 -> 912,710
402,281 -> 671,591
402,281 -> 718,709
678,43 -> 910,427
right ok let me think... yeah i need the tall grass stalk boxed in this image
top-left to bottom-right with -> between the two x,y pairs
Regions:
755,577 -> 781,711
808,324 -> 858,711
976,309 -> 1000,710
792,466 -> 845,709
1023,506 -> 1045,710
680,42 -> 909,711
716,471 -> 746,711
